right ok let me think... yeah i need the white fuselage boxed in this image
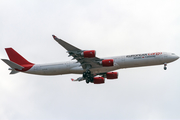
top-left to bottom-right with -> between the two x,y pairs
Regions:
25,52 -> 179,75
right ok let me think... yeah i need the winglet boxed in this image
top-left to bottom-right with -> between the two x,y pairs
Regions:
52,35 -> 58,40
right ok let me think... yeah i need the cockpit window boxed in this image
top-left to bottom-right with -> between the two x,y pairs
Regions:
172,53 -> 175,55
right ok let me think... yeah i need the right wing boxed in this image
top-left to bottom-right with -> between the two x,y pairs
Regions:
71,77 -> 85,81
52,35 -> 103,69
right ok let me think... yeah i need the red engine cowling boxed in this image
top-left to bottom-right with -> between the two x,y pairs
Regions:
101,59 -> 114,67
106,72 -> 118,79
82,50 -> 96,58
93,77 -> 105,84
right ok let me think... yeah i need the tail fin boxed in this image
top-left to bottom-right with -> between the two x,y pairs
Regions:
2,48 -> 34,73
5,48 -> 33,65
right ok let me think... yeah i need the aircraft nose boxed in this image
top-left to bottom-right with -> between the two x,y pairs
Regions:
175,55 -> 179,60
172,54 -> 179,61
168,53 -> 179,62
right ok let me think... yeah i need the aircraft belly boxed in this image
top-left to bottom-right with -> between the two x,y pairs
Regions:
90,66 -> 118,74
69,66 -> 84,74
25,64 -> 70,75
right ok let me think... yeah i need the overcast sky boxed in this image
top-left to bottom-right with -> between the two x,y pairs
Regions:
0,0 -> 180,120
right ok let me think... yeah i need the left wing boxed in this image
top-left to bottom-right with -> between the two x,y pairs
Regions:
52,35 -> 81,51
52,35 -> 103,69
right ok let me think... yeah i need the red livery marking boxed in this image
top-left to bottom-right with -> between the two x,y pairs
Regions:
5,48 -> 34,72
148,52 -> 162,56
148,53 -> 155,55
156,52 -> 162,55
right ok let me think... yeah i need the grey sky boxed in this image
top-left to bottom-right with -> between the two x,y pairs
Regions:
0,0 -> 180,120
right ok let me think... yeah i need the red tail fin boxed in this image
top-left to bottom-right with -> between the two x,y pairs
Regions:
5,48 -> 33,65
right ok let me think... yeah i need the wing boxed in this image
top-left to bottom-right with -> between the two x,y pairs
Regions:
52,35 -> 81,51
52,35 -> 102,69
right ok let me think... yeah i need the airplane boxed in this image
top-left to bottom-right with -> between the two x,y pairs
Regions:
1,35 -> 179,84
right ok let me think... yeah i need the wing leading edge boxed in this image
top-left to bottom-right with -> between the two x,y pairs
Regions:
52,35 -> 81,51
52,35 -> 102,69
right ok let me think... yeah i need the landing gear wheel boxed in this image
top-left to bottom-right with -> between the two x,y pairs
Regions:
89,77 -> 93,82
83,72 -> 86,78
86,79 -> 89,84
164,66 -> 167,70
87,70 -> 91,74
164,63 -> 167,70
84,69 -> 92,84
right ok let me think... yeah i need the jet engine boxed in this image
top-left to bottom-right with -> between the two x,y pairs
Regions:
100,59 -> 114,67
81,50 -> 96,58
93,77 -> 105,84
106,72 -> 118,79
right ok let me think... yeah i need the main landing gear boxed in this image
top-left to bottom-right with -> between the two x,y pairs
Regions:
164,63 -> 167,70
83,70 -> 93,84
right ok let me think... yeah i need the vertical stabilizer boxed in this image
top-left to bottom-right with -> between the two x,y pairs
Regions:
5,48 -> 33,65
3,48 -> 34,72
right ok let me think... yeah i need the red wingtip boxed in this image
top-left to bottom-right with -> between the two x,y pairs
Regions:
71,78 -> 74,81
52,35 -> 58,39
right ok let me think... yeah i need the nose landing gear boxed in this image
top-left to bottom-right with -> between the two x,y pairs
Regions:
164,63 -> 167,70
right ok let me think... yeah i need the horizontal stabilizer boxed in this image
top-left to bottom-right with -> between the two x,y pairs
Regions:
10,69 -> 19,74
1,59 -> 24,70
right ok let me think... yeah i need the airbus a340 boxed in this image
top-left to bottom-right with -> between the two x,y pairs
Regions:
2,35 -> 179,84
